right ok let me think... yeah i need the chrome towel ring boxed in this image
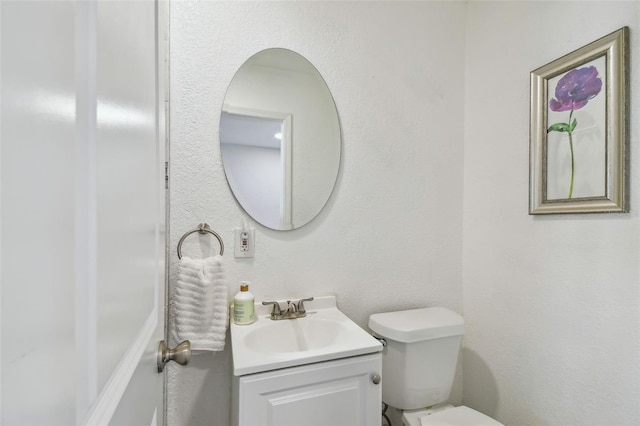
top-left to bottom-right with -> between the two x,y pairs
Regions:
177,223 -> 224,258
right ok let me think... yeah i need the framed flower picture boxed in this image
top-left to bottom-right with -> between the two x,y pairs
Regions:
529,27 -> 629,214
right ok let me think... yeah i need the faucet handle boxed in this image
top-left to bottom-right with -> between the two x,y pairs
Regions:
262,301 -> 282,318
296,297 -> 314,313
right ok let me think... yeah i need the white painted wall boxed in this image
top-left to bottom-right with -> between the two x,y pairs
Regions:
463,2 -> 640,425
169,1 -> 466,424
221,143 -> 283,229
170,1 -> 640,426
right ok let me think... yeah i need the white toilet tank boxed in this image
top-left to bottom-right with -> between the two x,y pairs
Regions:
368,307 -> 464,410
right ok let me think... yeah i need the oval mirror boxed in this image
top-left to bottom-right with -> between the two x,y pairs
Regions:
220,48 -> 341,230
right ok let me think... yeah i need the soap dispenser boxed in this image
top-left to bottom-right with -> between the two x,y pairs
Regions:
233,282 -> 255,325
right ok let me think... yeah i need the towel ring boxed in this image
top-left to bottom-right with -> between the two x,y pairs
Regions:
177,223 -> 224,259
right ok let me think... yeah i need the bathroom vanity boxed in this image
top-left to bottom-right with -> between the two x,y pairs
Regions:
230,295 -> 383,426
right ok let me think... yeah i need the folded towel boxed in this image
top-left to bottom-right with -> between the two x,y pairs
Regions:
170,255 -> 228,351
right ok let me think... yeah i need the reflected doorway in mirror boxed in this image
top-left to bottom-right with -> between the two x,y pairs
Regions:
221,108 -> 292,230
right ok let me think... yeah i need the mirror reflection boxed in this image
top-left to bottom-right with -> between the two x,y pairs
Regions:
220,48 -> 341,230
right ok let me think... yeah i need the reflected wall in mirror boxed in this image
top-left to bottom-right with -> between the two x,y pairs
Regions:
220,48 -> 341,230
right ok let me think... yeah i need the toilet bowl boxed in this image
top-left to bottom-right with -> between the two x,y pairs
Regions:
368,307 -> 503,426
402,405 -> 502,426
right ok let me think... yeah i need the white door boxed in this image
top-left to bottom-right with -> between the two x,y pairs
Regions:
0,0 -> 169,424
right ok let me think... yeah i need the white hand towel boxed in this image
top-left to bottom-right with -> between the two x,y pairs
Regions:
170,255 -> 228,351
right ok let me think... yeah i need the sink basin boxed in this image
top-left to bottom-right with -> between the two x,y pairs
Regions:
244,317 -> 346,353
230,295 -> 383,376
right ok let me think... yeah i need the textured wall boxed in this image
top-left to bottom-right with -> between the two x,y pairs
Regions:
463,2 -> 640,425
169,2 -> 466,425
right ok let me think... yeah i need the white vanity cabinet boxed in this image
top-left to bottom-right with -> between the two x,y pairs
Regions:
232,353 -> 382,426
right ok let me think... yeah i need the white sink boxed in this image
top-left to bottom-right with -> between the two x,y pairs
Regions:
230,295 -> 383,376
243,317 -> 346,353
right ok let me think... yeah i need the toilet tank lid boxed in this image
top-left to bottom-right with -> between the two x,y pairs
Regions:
368,307 -> 464,343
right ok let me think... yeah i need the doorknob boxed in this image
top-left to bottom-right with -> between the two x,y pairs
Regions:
157,340 -> 191,372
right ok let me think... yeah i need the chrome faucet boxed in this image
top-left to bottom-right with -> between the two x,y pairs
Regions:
262,297 -> 314,320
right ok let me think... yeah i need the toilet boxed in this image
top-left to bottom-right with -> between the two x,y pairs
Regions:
368,307 -> 503,426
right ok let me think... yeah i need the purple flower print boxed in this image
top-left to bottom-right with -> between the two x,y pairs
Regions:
547,66 -> 602,199
549,66 -> 602,112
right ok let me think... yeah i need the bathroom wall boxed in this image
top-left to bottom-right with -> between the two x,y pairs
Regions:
171,2 -> 640,425
463,2 -> 640,425
169,1 -> 466,424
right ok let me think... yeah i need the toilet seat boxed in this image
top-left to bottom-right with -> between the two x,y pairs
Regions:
402,405 -> 503,426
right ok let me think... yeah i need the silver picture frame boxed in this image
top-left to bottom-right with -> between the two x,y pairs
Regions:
529,27 -> 629,215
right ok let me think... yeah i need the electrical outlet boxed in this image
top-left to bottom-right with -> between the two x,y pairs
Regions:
234,227 -> 255,258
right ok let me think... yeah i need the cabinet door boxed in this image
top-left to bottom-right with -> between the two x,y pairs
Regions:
236,354 -> 381,426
